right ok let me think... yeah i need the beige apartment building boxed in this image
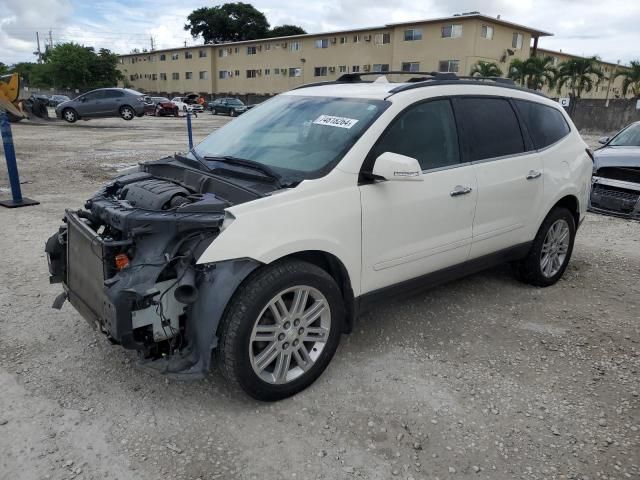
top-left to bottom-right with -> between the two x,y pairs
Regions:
117,12 -> 626,100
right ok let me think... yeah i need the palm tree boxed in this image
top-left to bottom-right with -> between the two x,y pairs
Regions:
615,61 -> 640,97
470,61 -> 503,77
555,56 -> 604,98
507,59 -> 527,86
523,55 -> 557,90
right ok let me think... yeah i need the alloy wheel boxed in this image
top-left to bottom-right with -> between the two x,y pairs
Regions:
121,107 -> 133,120
540,219 -> 570,278
249,286 -> 331,385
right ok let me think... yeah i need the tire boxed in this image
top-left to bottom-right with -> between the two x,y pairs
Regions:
217,259 -> 345,401
173,108 -> 179,117
183,106 -> 188,112
120,105 -> 134,120
62,108 -> 77,123
514,207 -> 576,287
212,109 -> 217,115
230,109 -> 236,117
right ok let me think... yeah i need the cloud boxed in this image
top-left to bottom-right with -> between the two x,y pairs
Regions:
0,0 -> 638,66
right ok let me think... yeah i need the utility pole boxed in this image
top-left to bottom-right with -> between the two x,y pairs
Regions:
34,32 -> 42,63
150,36 -> 155,51
49,30 -> 53,49
184,41 -> 187,47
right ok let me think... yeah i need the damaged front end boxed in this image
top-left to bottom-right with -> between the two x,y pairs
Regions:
590,166 -> 640,220
45,157 -> 262,378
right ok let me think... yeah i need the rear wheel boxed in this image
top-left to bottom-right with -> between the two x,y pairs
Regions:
212,109 -> 218,115
514,207 -> 576,287
62,108 -> 77,123
217,259 -> 344,401
120,105 -> 134,120
229,109 -> 236,117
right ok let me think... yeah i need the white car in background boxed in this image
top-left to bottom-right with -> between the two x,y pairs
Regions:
47,72 -> 592,401
171,96 -> 204,113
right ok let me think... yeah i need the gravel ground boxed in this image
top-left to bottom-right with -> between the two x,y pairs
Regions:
0,114 -> 638,480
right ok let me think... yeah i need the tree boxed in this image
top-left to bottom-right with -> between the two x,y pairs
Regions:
470,61 -> 502,77
267,25 -> 306,38
615,61 -> 640,98
523,55 -> 556,90
555,56 -> 604,98
507,58 -> 527,86
0,62 -> 8,75
184,3 -> 270,43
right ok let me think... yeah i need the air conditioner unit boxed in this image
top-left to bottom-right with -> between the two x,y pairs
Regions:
364,35 -> 372,41
229,72 -> 234,77
331,37 -> 337,44
363,64 -> 371,72
329,66 -> 336,72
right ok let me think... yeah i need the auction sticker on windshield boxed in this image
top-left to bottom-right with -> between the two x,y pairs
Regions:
313,115 -> 359,129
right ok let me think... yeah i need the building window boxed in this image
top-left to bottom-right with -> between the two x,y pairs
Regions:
441,24 -> 462,38
339,65 -> 347,73
289,67 -> 302,77
372,64 -> 390,72
150,55 -> 156,63
151,73 -> 158,80
315,39 -> 329,49
512,32 -> 524,49
234,69 -> 240,76
339,36 -> 347,44
353,34 -> 361,43
274,68 -> 280,75
480,25 -> 494,39
290,41 -> 301,51
234,47 -> 239,53
265,68 -> 270,75
352,65 -> 360,72
219,71 -> 229,79
129,75 -> 135,81
172,72 -> 179,80
171,53 -> 179,60
199,71 -> 208,80
185,71 -> 193,79
199,49 -> 207,58
219,49 -> 228,58
314,66 -> 328,77
246,69 -> 258,78
160,73 -> 167,80
247,46 -> 257,55
401,62 -> 420,72
438,60 -> 459,73
404,29 -> 422,41
374,33 -> 391,45
185,51 -> 193,59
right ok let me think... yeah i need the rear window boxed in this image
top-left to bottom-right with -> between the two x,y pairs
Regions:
454,97 -> 525,161
514,100 -> 571,149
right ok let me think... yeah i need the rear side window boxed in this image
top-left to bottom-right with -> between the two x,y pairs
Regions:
514,100 -> 571,149
454,97 -> 524,161
369,99 -> 460,171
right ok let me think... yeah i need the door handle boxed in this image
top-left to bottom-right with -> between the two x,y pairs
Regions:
526,170 -> 542,180
450,185 -> 473,197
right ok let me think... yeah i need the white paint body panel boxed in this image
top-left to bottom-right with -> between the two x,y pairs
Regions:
196,81 -> 592,297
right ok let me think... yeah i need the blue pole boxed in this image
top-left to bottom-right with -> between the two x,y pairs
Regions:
0,112 -> 39,208
186,111 -> 193,150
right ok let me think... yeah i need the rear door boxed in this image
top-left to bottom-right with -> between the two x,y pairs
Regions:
453,96 -> 544,258
102,89 -> 126,115
360,98 -> 478,293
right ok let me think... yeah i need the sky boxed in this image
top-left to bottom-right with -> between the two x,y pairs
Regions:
1,0 -> 638,66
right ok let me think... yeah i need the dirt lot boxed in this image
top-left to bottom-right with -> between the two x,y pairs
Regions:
0,114 -> 638,480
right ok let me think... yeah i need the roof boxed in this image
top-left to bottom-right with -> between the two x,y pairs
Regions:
536,48 -> 626,68
118,12 -> 552,57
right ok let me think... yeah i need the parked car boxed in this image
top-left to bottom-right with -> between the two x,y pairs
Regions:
55,88 -> 146,123
48,94 -> 70,107
171,96 -> 204,113
589,121 -> 640,219
46,73 -> 591,401
209,97 -> 248,116
144,96 -> 179,116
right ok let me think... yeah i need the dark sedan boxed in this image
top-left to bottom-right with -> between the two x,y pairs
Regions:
209,97 -> 248,116
589,121 -> 640,220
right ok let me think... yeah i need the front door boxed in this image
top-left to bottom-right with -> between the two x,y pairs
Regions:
360,98 -> 478,294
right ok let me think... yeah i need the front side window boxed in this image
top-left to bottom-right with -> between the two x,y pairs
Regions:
404,29 -> 422,41
454,97 -> 525,161
369,99 -> 460,171
512,32 -> 524,49
192,96 -> 389,180
438,60 -> 459,73
607,123 -> 640,146
401,62 -> 420,72
514,100 -> 571,149
441,24 -> 462,38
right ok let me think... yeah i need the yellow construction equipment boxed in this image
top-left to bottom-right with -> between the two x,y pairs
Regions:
0,73 -> 50,122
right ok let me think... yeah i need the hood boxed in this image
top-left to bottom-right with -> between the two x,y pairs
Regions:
594,146 -> 640,170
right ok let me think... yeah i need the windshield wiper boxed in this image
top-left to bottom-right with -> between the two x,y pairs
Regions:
204,155 -> 282,187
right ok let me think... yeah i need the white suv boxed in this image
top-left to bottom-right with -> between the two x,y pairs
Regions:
46,73 -> 592,400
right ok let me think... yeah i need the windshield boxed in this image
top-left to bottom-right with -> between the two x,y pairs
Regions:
610,123 -> 640,147
192,95 -> 388,180
154,97 -> 170,102
227,99 -> 244,105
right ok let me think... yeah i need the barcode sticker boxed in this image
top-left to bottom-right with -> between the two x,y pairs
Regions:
313,115 -> 359,129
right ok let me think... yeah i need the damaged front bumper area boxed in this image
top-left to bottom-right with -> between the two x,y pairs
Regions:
45,171 -> 260,378
589,168 -> 640,220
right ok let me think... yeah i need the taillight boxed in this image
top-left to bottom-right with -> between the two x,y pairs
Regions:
586,148 -> 594,162
115,253 -> 130,270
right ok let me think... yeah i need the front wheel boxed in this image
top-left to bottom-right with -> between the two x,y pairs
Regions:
62,108 -> 77,123
229,109 -> 236,117
217,259 -> 344,401
120,106 -> 134,120
514,207 -> 576,287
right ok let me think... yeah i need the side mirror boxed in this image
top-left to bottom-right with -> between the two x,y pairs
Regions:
372,152 -> 423,181
80,97 -> 87,102
598,136 -> 610,145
